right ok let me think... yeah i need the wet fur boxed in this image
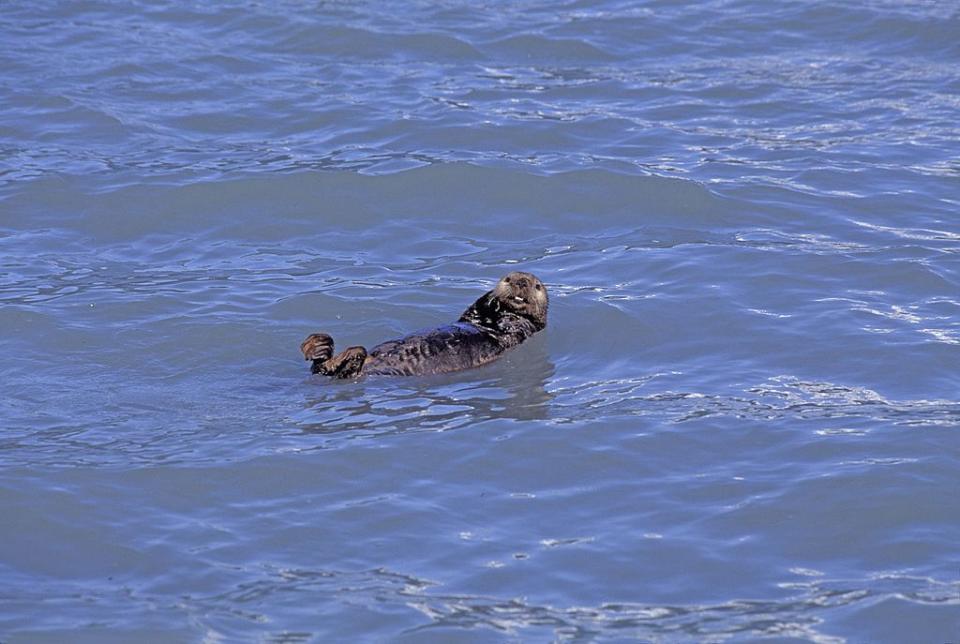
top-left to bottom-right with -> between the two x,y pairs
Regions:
302,272 -> 548,378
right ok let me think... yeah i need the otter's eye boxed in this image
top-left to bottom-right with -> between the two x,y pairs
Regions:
534,283 -> 542,291
504,277 -> 511,284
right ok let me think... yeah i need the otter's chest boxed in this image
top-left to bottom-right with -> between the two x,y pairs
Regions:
364,323 -> 504,376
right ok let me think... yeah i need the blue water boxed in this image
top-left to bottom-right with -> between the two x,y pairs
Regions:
2,1 -> 959,641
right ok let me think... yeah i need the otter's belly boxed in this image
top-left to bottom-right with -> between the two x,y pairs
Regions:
363,323 -> 503,376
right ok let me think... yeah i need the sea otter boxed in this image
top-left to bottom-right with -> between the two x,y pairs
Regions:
301,271 -> 548,378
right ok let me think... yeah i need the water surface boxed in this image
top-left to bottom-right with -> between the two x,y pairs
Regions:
1,1 -> 959,642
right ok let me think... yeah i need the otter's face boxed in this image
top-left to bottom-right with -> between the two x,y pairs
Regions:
492,271 -> 548,326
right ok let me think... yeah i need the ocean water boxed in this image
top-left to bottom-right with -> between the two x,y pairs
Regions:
1,0 -> 959,641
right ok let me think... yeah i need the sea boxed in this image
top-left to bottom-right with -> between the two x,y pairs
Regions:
1,1 -> 958,642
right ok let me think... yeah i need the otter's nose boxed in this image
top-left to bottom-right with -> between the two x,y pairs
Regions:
516,277 -> 529,288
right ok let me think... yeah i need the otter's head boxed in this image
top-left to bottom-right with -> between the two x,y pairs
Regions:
492,271 -> 549,328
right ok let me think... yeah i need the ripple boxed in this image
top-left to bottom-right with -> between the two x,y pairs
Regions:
550,376 -> 960,427
278,25 -> 483,60
3,2 -> 956,195
485,34 -> 617,62
64,565 -> 948,641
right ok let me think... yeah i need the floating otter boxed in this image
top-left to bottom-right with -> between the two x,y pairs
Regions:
301,271 -> 548,378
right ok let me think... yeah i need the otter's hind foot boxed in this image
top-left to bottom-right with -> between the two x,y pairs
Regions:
302,333 -> 334,363
322,346 -> 368,379
302,333 -> 366,378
